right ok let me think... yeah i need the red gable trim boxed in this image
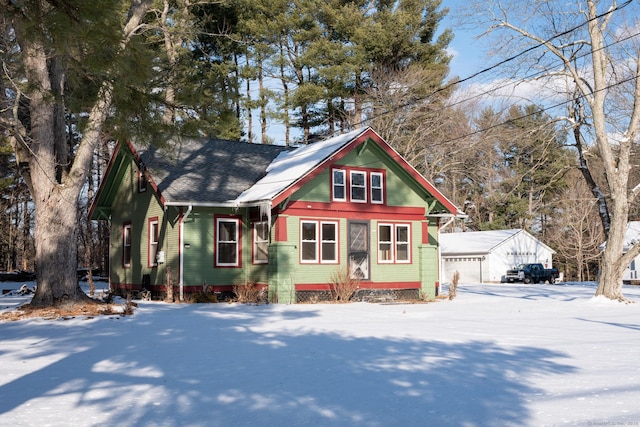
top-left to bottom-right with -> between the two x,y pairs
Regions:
271,128 -> 458,215
123,140 -> 166,207
271,130 -> 373,206
88,143 -> 121,220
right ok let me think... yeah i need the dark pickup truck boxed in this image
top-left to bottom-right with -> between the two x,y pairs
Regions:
504,263 -> 559,284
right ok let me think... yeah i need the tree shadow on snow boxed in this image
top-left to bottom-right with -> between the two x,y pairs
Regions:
0,303 -> 576,427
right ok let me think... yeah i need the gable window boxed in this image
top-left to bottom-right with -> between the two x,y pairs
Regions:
123,223 -> 132,268
148,218 -> 159,267
350,171 -> 367,202
253,221 -> 269,264
332,169 -> 346,201
332,167 -> 385,204
371,172 -> 383,204
216,217 -> 240,267
301,220 -> 338,263
138,168 -> 147,193
377,223 -> 411,264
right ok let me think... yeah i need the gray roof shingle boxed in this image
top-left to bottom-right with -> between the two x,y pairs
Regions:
139,137 -> 292,204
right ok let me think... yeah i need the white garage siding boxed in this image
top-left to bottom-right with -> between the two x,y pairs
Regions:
443,256 -> 485,284
440,229 -> 556,284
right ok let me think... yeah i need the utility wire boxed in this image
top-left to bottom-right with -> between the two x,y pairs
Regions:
359,0 -> 635,125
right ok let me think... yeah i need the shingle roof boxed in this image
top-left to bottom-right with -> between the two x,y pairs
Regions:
235,127 -> 369,203
139,138 -> 292,204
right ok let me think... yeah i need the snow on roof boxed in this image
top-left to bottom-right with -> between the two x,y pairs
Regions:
440,229 -> 525,255
623,221 -> 640,249
235,127 -> 369,203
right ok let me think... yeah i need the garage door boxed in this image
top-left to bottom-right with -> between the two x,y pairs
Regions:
443,257 -> 482,283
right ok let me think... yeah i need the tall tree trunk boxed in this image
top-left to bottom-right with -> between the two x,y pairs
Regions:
259,60 -> 267,144
279,42 -> 290,146
10,0 -> 153,307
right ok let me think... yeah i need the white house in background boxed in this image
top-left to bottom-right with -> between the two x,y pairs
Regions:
617,221 -> 640,284
439,229 -> 556,284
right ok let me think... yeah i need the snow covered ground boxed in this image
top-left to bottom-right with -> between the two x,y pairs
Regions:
1,281 -> 639,427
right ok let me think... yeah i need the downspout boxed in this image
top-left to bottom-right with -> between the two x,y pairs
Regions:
438,216 -> 456,290
179,205 -> 193,301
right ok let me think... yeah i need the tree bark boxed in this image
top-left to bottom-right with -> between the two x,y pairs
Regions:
8,0 -> 153,307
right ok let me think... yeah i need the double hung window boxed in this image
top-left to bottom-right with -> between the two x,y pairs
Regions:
350,171 -> 367,202
123,223 -> 132,267
332,168 -> 385,204
377,223 -> 410,263
253,221 -> 269,264
301,220 -> 338,263
216,217 -> 240,267
148,218 -> 159,267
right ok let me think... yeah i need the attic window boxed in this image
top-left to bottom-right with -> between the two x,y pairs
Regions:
350,171 -> 366,202
332,167 -> 386,205
332,169 -> 346,201
371,172 -> 383,204
138,168 -> 147,193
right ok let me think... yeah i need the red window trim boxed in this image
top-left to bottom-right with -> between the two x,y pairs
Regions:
214,215 -> 242,268
330,166 -> 386,206
377,222 -> 412,264
299,219 -> 340,265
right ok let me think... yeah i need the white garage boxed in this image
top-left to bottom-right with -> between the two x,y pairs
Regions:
439,229 -> 556,284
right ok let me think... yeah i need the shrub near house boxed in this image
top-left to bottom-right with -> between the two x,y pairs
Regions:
90,128 -> 463,303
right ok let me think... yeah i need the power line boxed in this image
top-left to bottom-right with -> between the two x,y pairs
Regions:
360,0 -> 635,125
437,73 -> 639,146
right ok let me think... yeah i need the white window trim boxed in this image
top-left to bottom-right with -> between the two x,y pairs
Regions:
320,221 -> 338,263
377,223 -> 411,264
149,219 -> 159,267
378,223 -> 394,264
350,170 -> 367,203
370,172 -> 384,204
300,220 -> 339,264
332,169 -> 347,202
301,220 -> 319,263
395,224 -> 411,263
123,223 -> 132,268
216,217 -> 240,267
253,221 -> 269,264
138,169 -> 147,193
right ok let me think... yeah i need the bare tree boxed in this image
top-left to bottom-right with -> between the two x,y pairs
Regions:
478,0 -> 640,300
547,171 -> 604,281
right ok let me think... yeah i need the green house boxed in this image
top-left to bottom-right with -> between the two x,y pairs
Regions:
90,127 -> 463,303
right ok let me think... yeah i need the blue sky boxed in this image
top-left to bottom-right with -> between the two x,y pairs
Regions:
441,0 -> 488,85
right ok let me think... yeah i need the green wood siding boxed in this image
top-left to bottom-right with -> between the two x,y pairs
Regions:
108,157 -> 179,290
181,208 -> 270,287
104,136 -> 448,302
